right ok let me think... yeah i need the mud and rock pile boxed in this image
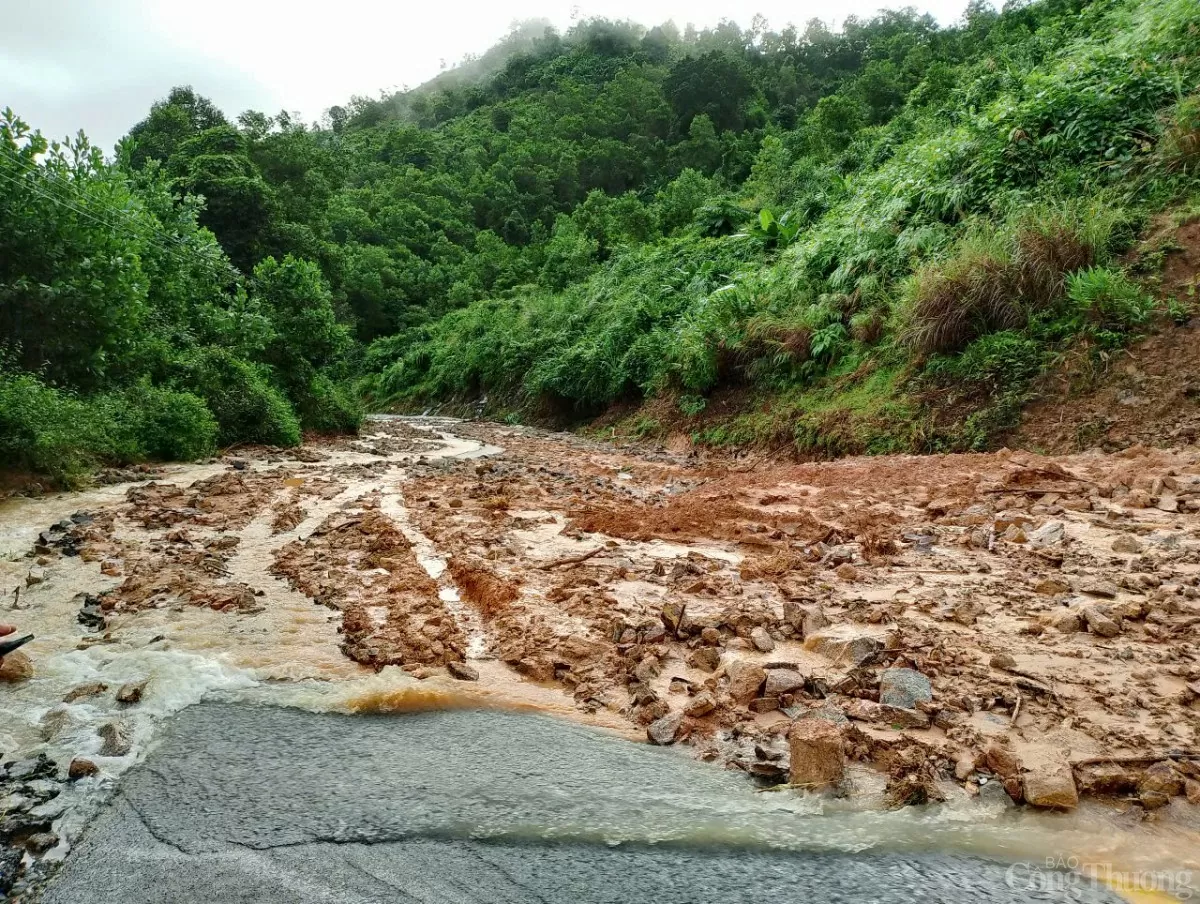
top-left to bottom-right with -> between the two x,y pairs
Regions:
272,499 -> 469,670
6,415 -> 1200,872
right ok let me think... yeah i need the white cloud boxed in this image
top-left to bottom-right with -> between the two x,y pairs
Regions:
3,0 -> 977,152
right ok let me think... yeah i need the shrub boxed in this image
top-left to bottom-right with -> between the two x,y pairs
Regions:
1067,268 -> 1155,333
119,384 -> 218,461
292,371 -> 364,434
903,242 -> 1020,356
0,370 -> 115,485
1158,94 -> 1200,175
171,348 -> 302,447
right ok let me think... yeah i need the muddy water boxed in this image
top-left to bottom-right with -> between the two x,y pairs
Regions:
0,418 -> 1196,901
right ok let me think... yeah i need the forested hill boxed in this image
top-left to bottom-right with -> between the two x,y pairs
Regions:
3,0 -> 1200,486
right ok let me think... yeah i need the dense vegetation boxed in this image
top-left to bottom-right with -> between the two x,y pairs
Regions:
3,0 -> 1200,485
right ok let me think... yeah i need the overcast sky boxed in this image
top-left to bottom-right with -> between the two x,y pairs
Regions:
4,0 -> 977,153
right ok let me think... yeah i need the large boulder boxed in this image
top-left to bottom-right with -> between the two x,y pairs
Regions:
1023,760 -> 1079,809
782,602 -> 828,638
0,651 -> 33,683
688,647 -> 721,673
749,626 -> 775,653
1074,762 -> 1137,796
1028,521 -> 1065,548
1082,606 -> 1121,638
985,742 -> 1024,802
725,660 -> 766,703
804,625 -> 887,667
844,699 -> 930,730
764,668 -> 806,697
98,721 -> 133,757
116,677 -> 150,704
879,668 -> 932,710
646,713 -> 683,746
1042,608 -> 1083,633
787,719 -> 846,791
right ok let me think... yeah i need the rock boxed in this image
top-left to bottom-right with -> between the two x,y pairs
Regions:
1002,524 -> 1027,543
749,697 -> 780,713
116,677 -> 150,704
684,692 -> 716,717
985,742 -> 1024,802
0,807 -> 55,839
646,712 -> 683,746
948,599 -> 983,626
844,699 -> 930,729
1023,760 -> 1079,809
0,846 -> 21,895
0,651 -> 33,683
67,756 -> 97,781
77,594 -> 106,631
954,755 -> 976,781
1185,778 -> 1200,805
98,721 -> 133,757
764,668 -> 806,697
1034,578 -> 1071,596
631,655 -> 660,684
879,668 -> 932,710
1138,762 -> 1184,799
559,635 -> 608,663
725,660 -> 766,703
25,832 -> 58,854
1080,579 -> 1118,599
660,602 -> 685,637
635,699 -> 669,725
749,626 -> 775,653
825,544 -> 856,566
989,653 -> 1016,670
803,606 -> 830,637
688,647 -> 721,673
1157,493 -> 1179,513
787,719 -> 846,790
514,657 -> 553,682
25,566 -> 46,587
63,681 -> 108,703
447,661 -> 479,681
1075,762 -> 1137,796
1043,608 -> 1083,633
1140,790 -> 1172,810
699,627 -> 722,646
1112,535 -> 1143,554
1029,521 -> 1065,548
100,558 -> 122,577
1083,606 -> 1121,638
804,626 -> 885,666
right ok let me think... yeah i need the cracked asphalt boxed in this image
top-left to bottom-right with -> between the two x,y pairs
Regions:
42,703 -> 1124,903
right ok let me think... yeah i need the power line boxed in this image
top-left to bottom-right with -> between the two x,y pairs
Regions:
0,155 -> 239,284
0,149 -> 209,261
0,159 -> 237,284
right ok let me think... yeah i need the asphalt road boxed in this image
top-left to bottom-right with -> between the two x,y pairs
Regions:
44,703 -> 1125,904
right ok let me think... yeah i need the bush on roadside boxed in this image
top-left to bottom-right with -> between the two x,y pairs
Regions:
170,348 -> 302,447
0,370 -> 120,486
117,383 -> 218,461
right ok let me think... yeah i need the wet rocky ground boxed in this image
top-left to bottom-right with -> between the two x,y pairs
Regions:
3,416 -> 1200,898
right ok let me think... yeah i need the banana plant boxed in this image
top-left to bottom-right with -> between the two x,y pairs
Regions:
736,207 -> 801,249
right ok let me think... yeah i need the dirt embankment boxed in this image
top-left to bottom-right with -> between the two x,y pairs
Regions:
1012,218 -> 1200,454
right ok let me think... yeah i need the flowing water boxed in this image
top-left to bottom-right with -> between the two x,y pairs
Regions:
0,417 -> 1196,902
